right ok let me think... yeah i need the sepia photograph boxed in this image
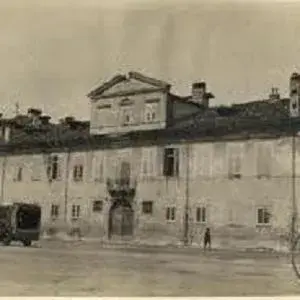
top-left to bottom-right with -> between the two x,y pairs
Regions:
0,0 -> 300,296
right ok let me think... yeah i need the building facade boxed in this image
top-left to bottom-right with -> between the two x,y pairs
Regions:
0,71 -> 299,250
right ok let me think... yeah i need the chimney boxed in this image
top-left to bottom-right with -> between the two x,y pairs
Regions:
290,72 -> 300,117
269,87 -> 280,101
40,115 -> 51,125
191,82 -> 209,107
64,116 -> 75,124
27,108 -> 42,118
27,108 -> 42,126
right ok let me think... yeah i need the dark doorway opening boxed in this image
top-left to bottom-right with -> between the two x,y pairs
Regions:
108,199 -> 134,239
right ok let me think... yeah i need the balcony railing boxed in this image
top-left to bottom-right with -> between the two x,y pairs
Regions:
106,177 -> 137,199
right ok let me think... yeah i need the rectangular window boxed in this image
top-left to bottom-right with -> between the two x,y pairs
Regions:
141,148 -> 155,178
73,164 -> 84,182
95,160 -> 104,182
166,206 -> 176,221
257,207 -> 271,225
93,200 -> 103,212
46,155 -> 60,181
121,107 -> 134,125
144,102 -> 159,123
14,167 -> 23,182
228,147 -> 242,179
196,207 -> 206,223
71,205 -> 80,219
142,201 -> 153,214
163,148 -> 179,177
51,204 -> 59,219
257,144 -> 271,179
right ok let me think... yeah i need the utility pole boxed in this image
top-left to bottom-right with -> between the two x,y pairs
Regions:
64,148 -> 71,222
184,142 -> 190,246
0,154 -> 7,203
15,102 -> 20,116
291,119 -> 298,249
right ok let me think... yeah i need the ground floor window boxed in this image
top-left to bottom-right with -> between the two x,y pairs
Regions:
166,206 -> 176,221
196,206 -> 206,223
257,207 -> 271,225
93,200 -> 103,212
142,201 -> 153,214
51,204 -> 59,219
71,205 -> 80,220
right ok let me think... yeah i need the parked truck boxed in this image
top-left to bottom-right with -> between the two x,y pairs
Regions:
0,202 -> 41,246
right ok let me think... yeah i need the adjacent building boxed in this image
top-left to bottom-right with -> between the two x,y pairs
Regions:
0,71 -> 299,250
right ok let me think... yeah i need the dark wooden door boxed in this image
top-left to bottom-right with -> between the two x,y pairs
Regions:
110,203 -> 134,237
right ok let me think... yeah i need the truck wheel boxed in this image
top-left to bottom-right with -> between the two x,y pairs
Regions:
22,239 -> 32,247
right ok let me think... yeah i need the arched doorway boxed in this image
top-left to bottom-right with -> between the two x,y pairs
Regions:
108,199 -> 134,239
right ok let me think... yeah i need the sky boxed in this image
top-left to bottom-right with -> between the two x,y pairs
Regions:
0,0 -> 300,121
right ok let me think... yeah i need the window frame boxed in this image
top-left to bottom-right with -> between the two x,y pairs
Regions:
51,204 -> 59,219
256,144 -> 272,179
46,155 -> 61,181
256,207 -> 271,226
142,201 -> 153,215
92,200 -> 103,213
71,204 -> 81,220
166,206 -> 176,222
13,166 -> 23,182
144,102 -> 159,123
195,206 -> 207,224
228,147 -> 242,180
163,147 -> 179,177
73,164 -> 84,182
121,106 -> 134,126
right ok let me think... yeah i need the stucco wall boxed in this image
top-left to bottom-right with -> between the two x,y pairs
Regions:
90,88 -> 167,135
0,136 -> 297,249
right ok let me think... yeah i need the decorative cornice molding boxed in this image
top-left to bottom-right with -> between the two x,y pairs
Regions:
87,71 -> 171,101
91,88 -> 167,100
87,74 -> 127,100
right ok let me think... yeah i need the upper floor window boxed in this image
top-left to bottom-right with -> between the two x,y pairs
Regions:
228,146 -> 242,179
144,102 -> 159,123
163,147 -> 179,177
46,155 -> 61,181
13,167 -> 23,182
95,159 -> 104,182
141,148 -> 155,178
257,144 -> 272,179
73,164 -> 84,182
121,107 -> 134,125
95,104 -> 111,126
118,161 -> 131,183
97,104 -> 111,110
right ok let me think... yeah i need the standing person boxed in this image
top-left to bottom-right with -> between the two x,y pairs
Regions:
204,227 -> 211,250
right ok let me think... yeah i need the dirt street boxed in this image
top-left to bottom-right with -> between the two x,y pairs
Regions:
0,240 -> 299,296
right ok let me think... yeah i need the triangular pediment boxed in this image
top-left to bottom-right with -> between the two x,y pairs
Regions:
87,71 -> 171,100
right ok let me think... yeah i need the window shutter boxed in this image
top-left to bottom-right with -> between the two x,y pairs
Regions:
157,146 -> 164,176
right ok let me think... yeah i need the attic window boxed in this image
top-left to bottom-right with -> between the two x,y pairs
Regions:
120,98 -> 134,106
121,107 -> 134,125
145,98 -> 160,104
97,104 -> 111,109
144,102 -> 158,123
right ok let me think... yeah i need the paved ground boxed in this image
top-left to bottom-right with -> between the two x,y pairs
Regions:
0,240 -> 300,296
